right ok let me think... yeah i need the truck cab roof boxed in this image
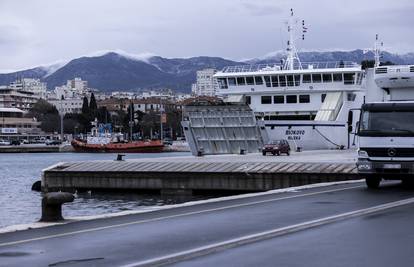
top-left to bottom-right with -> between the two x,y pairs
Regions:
362,102 -> 414,111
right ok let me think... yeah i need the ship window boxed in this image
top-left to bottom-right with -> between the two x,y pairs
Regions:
287,75 -> 294,86
271,76 -> 279,87
246,76 -> 254,85
344,73 -> 355,85
294,75 -> 300,86
356,73 -> 362,84
254,76 -> 263,85
322,74 -> 332,83
286,95 -> 297,103
245,96 -> 251,105
299,95 -> 310,103
321,93 -> 326,103
264,76 -> 271,87
333,73 -> 343,82
312,74 -> 322,83
279,75 -> 286,87
274,95 -> 284,104
303,74 -> 311,83
347,93 -> 356,101
217,78 -> 228,89
261,96 -> 272,104
228,77 -> 236,86
237,77 -> 246,86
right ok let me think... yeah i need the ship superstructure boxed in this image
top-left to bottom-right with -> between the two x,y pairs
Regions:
214,9 -> 365,150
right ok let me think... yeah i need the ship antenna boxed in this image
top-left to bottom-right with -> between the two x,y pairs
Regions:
283,9 -> 306,70
374,34 -> 383,67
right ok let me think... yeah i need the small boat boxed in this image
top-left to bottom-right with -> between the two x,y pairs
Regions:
71,121 -> 164,153
71,139 -> 164,153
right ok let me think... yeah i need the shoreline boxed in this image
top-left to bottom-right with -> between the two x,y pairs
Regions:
0,179 -> 363,234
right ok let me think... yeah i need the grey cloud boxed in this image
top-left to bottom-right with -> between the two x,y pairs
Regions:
0,25 -> 26,44
0,0 -> 412,70
241,1 -> 283,16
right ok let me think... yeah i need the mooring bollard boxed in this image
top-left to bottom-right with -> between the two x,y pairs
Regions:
197,148 -> 204,157
116,154 -> 125,161
31,180 -> 41,192
40,192 -> 74,222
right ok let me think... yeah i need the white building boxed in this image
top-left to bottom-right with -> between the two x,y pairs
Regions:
9,78 -> 47,99
140,89 -> 174,99
0,107 -> 42,135
192,68 -> 219,96
111,91 -> 135,99
50,77 -> 90,100
67,77 -> 88,93
0,86 -> 40,111
48,98 -> 84,115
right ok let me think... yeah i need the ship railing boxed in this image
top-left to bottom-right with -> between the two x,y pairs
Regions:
375,65 -> 414,74
221,61 -> 360,73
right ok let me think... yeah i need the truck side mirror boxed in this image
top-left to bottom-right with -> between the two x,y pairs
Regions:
355,121 -> 360,135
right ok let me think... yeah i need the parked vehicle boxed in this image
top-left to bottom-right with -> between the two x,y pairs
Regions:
163,138 -> 173,146
10,140 -> 20,146
357,102 -> 414,188
262,140 -> 290,156
21,139 -> 29,144
46,139 -> 62,146
0,140 -> 11,146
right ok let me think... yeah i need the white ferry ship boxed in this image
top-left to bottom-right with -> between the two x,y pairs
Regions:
213,10 -> 381,150
182,10 -> 414,155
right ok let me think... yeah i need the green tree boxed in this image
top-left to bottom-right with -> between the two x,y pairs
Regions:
361,60 -> 375,70
27,99 -> 58,120
96,106 -> 111,124
81,96 -> 89,115
89,93 -> 97,116
380,61 -> 395,66
27,99 -> 60,133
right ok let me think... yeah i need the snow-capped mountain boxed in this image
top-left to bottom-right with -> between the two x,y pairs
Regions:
1,50 -> 414,93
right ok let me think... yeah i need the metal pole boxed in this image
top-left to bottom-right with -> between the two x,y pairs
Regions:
60,100 -> 64,141
129,102 -> 133,141
160,98 -> 163,141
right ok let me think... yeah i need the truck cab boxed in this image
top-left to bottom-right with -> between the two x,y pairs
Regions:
357,102 -> 414,188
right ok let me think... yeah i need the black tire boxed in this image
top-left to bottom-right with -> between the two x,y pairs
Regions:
262,151 -> 266,156
286,151 -> 290,156
276,151 -> 280,156
365,177 -> 381,189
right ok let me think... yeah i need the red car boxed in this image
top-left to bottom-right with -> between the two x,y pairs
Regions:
262,140 -> 290,156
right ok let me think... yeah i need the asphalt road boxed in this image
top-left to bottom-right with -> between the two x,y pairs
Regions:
1,181 -> 414,267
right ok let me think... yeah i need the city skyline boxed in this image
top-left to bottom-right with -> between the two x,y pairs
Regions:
1,0 -> 413,71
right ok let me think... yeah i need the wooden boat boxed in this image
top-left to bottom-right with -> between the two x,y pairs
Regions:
71,139 -> 164,153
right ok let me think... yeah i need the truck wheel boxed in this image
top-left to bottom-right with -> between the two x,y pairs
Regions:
286,151 -> 290,156
262,151 -> 266,156
365,177 -> 381,189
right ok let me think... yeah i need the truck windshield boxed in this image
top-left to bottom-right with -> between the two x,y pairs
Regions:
359,111 -> 414,136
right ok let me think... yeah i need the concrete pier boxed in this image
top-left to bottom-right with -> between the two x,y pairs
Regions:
42,150 -> 359,195
0,144 -> 73,153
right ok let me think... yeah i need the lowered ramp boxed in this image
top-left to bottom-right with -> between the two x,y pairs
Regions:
182,104 -> 266,155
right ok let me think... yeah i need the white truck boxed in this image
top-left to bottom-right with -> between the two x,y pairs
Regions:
357,102 -> 414,188
357,63 -> 414,188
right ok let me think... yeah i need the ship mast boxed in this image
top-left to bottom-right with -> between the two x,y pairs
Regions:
374,34 -> 383,67
283,9 -> 306,70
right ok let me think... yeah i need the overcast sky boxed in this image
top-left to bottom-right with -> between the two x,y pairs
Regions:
1,0 -> 413,71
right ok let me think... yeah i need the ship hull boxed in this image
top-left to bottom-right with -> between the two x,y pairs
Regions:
71,140 -> 164,153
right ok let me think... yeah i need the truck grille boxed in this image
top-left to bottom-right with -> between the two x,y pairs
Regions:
362,147 -> 414,157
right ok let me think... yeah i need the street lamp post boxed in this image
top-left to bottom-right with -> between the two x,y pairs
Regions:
160,98 -> 163,141
60,99 -> 64,141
